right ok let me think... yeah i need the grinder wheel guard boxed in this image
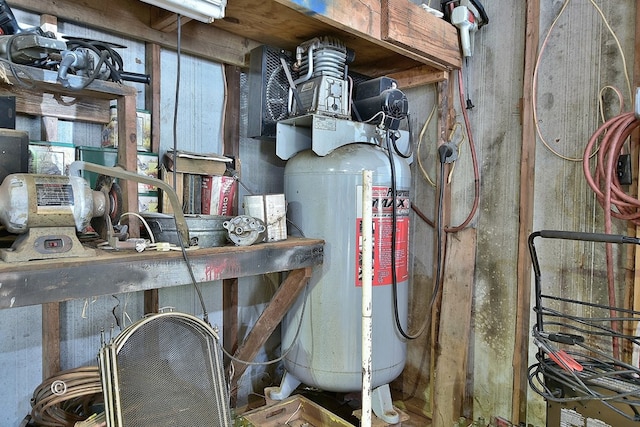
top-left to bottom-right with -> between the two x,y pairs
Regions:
91,174 -> 123,240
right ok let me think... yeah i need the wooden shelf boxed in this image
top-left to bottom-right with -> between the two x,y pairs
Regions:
213,0 -> 461,77
10,0 -> 460,84
0,237 -> 324,310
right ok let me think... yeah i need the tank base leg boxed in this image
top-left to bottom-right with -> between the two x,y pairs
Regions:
265,371 -> 301,401
372,383 -> 399,424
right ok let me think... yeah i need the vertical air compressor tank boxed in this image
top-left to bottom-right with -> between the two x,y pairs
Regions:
282,142 -> 411,392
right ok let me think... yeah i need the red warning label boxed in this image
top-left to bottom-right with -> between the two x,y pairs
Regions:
356,186 -> 409,287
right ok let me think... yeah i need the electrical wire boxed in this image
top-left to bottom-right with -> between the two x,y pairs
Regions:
583,111 -> 640,359
412,69 -> 479,233
402,67 -> 480,342
384,129 -> 433,340
445,68 -> 480,233
416,91 -> 438,188
119,212 -> 155,243
532,0 -> 632,162
583,112 -> 640,225
29,366 -> 103,427
168,14 -> 209,324
59,38 -> 126,90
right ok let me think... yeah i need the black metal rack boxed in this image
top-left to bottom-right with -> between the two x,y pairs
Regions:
527,230 -> 640,423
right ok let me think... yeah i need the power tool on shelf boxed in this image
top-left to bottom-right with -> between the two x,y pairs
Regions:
0,0 -> 150,86
0,163 -> 190,262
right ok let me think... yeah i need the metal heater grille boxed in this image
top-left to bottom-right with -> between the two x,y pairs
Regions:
99,312 -> 231,427
247,44 -> 297,140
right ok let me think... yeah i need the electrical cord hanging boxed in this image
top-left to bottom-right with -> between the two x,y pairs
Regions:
401,67 -> 480,342
446,68 -> 480,233
416,90 -> 438,188
411,68 -> 480,233
385,129 -> 434,340
532,0 -> 632,162
58,38 -> 125,90
583,111 -> 640,360
222,282 -> 309,369
167,14 -> 210,324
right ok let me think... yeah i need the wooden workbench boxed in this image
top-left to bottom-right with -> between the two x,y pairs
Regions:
0,237 -> 324,390
0,237 -> 323,309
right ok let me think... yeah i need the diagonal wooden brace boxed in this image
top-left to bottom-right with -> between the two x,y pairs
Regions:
230,267 -> 312,391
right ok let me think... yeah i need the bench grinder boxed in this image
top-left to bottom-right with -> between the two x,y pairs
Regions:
0,173 -> 106,262
0,162 -> 190,262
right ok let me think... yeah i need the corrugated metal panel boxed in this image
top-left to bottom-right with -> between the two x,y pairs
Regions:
0,306 -> 42,425
159,50 -> 225,155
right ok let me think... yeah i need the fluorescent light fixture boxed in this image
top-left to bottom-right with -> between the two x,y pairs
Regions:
140,0 -> 227,23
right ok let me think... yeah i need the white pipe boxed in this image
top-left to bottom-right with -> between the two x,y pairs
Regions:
361,170 -> 373,427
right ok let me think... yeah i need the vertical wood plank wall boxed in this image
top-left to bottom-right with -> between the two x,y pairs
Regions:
421,1 -> 638,426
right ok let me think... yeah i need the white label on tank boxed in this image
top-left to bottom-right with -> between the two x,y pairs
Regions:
313,115 -> 336,131
560,408 -> 584,426
586,418 -> 611,427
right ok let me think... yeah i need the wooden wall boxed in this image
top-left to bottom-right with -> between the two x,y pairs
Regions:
404,1 -> 637,426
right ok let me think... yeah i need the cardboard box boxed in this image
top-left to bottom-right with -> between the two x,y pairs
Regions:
160,168 -> 184,214
239,395 -> 355,427
137,152 -> 159,193
202,175 -> 236,216
244,194 -> 287,241
138,192 -> 158,213
164,150 -> 231,176
102,108 -> 152,151
29,141 -> 75,175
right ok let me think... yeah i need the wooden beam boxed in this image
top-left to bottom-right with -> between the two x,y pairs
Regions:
223,277 -> 239,358
272,0 -> 383,39
432,228 -> 476,427
8,0 -> 251,67
381,0 -> 461,70
222,63 -> 241,372
9,0 -> 460,76
512,0 -> 540,423
231,268 -> 312,383
0,90 -> 110,124
149,8 -> 193,32
389,66 -> 448,89
116,90 -> 139,236
143,42 -> 161,315
42,303 -> 60,379
146,43 -> 161,154
40,13 -> 61,382
0,238 -> 324,310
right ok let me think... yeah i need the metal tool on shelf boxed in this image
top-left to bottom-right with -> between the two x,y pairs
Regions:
0,162 -> 189,262
223,214 -> 266,246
